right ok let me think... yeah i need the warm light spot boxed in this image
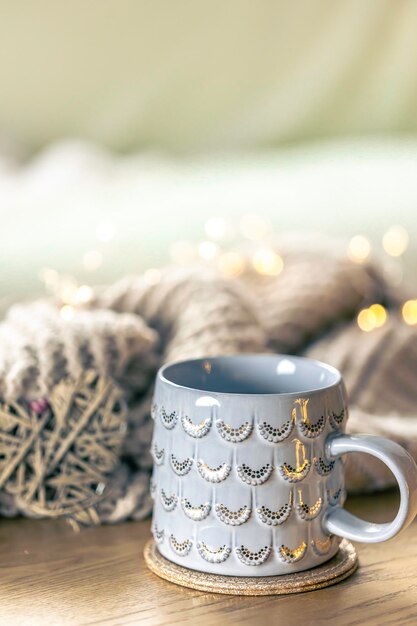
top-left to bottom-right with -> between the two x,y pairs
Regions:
348,235 -> 371,263
382,225 -> 409,257
203,360 -> 212,374
96,221 -> 115,242
402,300 -> 417,325
204,217 -> 227,241
60,281 -> 78,305
144,268 -> 162,286
357,308 -> 377,332
368,304 -> 387,328
170,241 -> 196,264
217,252 -> 245,277
252,248 -> 283,276
83,250 -> 103,271
240,214 -> 269,241
76,285 -> 93,303
39,268 -> 59,287
60,305 -> 75,321
198,241 -> 219,261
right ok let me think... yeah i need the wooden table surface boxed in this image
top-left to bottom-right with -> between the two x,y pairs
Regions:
0,491 -> 416,626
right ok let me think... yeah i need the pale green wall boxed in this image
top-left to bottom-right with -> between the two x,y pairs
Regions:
1,1 -> 417,154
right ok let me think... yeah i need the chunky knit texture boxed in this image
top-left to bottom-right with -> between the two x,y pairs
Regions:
0,241 -> 415,523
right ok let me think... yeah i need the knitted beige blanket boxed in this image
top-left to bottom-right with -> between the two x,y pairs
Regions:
0,241 -> 416,524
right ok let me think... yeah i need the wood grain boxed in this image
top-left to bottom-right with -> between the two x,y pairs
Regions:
0,491 -> 416,626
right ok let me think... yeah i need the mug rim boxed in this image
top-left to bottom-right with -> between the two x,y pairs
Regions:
158,353 -> 342,398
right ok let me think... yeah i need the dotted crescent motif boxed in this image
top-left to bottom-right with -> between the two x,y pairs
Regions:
181,414 -> 212,438
311,536 -> 333,556
256,492 -> 293,526
257,418 -> 294,443
278,541 -> 307,564
237,463 -> 273,486
181,498 -> 211,521
153,524 -> 165,544
152,443 -> 165,466
197,542 -> 231,564
216,420 -> 253,443
329,409 -> 345,430
160,407 -> 178,430
197,460 -> 231,483
314,458 -> 335,476
170,453 -> 193,476
169,534 -> 192,556
327,487 -> 344,506
296,495 -> 323,521
298,414 -> 326,439
215,503 -> 251,526
279,459 -> 311,483
160,488 -> 178,512
236,545 -> 271,566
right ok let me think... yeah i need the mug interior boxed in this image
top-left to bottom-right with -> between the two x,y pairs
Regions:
160,354 -> 341,395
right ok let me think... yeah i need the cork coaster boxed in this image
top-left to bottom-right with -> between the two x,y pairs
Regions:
144,538 -> 358,596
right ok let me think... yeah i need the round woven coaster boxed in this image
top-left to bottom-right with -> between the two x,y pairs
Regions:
144,538 -> 358,596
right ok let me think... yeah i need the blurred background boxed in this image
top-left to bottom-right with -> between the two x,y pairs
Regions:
0,0 -> 416,310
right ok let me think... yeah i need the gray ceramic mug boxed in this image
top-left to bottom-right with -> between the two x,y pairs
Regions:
150,354 -> 417,576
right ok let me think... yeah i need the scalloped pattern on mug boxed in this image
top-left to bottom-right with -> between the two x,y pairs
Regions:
279,459 -> 311,483
153,524 -> 165,544
311,535 -> 334,556
237,462 -> 273,486
161,407 -> 178,430
296,493 -> 323,521
215,503 -> 251,526
160,488 -> 178,512
216,420 -> 253,443
181,414 -> 212,438
170,453 -> 193,476
298,414 -> 326,439
329,409 -> 345,430
314,457 -> 335,476
236,545 -> 271,566
197,460 -> 231,483
257,418 -> 294,443
197,541 -> 231,564
277,541 -> 307,564
256,491 -> 293,526
181,498 -> 211,521
169,534 -> 192,556
152,443 -> 165,466
327,487 -> 344,506
197,541 -> 232,563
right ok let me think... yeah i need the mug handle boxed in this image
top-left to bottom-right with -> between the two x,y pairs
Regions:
325,433 -> 417,542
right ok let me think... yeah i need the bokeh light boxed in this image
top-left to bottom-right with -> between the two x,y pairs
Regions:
357,308 -> 376,332
60,304 -> 75,321
348,235 -> 371,263
382,225 -> 409,257
402,300 -> 417,325
76,285 -> 93,303
368,303 -> 387,328
252,248 -> 284,276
